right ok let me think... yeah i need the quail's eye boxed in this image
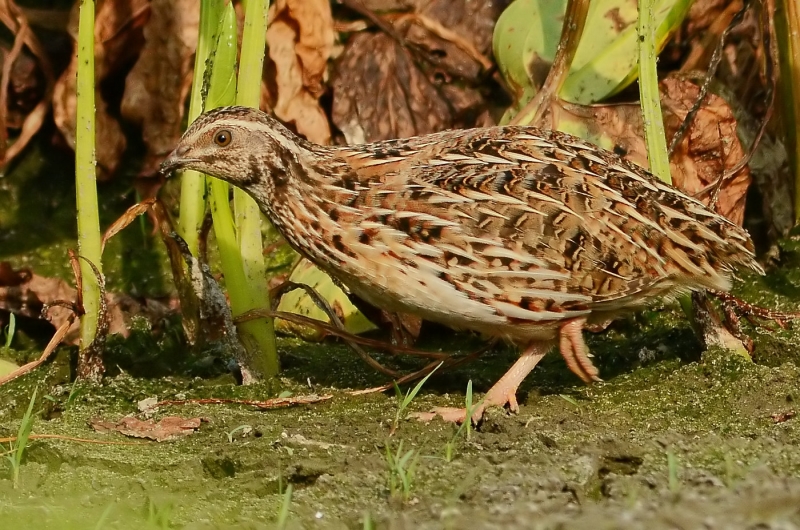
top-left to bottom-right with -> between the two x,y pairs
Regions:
214,129 -> 232,147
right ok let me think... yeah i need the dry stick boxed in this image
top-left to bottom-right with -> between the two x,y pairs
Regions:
151,395 -> 333,411
508,0 -> 590,127
239,304 -> 493,393
350,340 -> 497,395
0,311 -> 74,386
0,434 -> 147,446
0,0 -> 54,165
239,306 -> 492,390
239,308 -> 449,360
0,20 -> 27,159
268,281 -> 402,378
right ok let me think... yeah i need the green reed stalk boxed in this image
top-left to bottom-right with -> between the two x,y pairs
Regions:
637,0 -> 702,325
776,0 -> 800,223
177,0 -> 225,256
203,2 -> 276,379
75,0 -> 102,349
637,0 -> 671,184
232,0 -> 279,375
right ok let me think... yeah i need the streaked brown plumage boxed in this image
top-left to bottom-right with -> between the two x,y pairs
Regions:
162,106 -> 762,422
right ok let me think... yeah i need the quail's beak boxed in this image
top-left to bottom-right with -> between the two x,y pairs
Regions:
160,145 -> 198,175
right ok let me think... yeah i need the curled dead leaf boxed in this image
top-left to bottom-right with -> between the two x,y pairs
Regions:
661,77 -> 751,225
332,31 -> 451,143
121,0 -> 198,177
267,0 -> 333,144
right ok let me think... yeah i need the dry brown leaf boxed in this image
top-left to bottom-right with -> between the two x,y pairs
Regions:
267,0 -> 333,144
331,31 -> 451,143
0,261 -> 170,345
560,77 -> 750,225
90,416 -> 202,442
661,77 -> 751,225
331,0 -> 505,143
121,0 -> 199,177
0,0 -> 56,165
399,0 -> 503,81
52,0 -> 148,180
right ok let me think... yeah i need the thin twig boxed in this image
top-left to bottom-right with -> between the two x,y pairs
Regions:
151,394 -> 333,411
240,307 -> 446,359
349,339 -> 496,395
268,281 -> 402,377
0,20 -> 27,159
0,0 -> 55,165
0,433 -> 148,446
0,312 -> 74,386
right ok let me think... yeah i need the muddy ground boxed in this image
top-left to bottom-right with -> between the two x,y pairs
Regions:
2,277 -> 800,529
1,142 -> 800,529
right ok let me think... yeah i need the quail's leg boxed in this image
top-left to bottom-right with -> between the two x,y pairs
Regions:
415,341 -> 549,424
558,318 -> 602,383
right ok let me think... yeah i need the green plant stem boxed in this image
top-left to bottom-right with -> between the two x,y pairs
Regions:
233,0 -> 279,376
75,0 -> 102,349
637,0 -> 672,184
177,0 -> 225,255
201,2 -> 276,380
777,0 -> 800,222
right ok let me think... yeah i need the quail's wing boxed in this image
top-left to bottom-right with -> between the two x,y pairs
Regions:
329,127 -> 759,321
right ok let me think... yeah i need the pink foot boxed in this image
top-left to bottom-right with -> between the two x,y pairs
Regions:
412,342 -> 548,424
559,318 -> 602,383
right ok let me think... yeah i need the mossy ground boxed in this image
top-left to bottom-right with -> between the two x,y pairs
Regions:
1,138 -> 800,529
1,292 -> 800,529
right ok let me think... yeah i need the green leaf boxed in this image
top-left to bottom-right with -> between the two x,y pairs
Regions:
493,0 -> 691,115
275,258 -> 376,339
